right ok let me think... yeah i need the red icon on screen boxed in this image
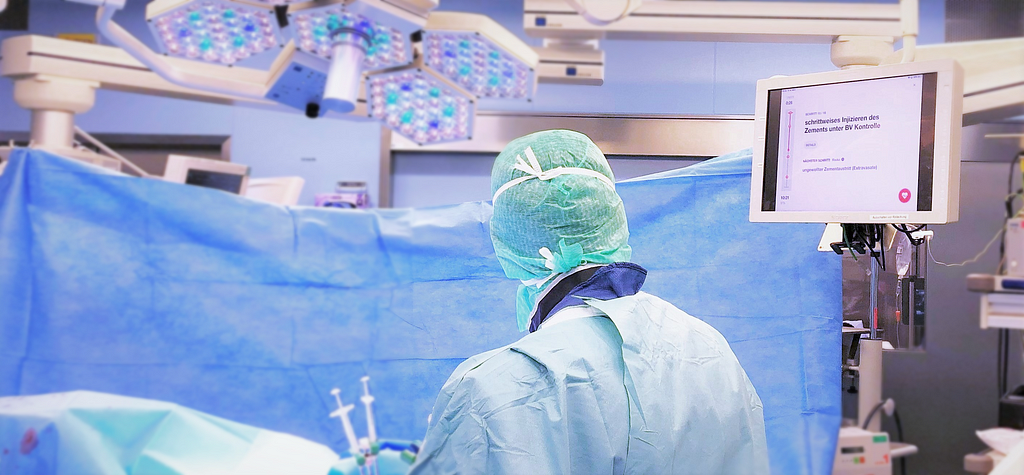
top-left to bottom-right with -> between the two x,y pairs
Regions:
899,188 -> 912,203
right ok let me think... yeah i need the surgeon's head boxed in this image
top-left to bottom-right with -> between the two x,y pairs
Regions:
489,129 -> 631,331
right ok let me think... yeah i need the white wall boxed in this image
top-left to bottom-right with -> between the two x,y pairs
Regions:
231,109 -> 384,206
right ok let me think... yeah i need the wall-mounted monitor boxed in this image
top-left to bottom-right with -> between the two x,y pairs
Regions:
750,59 -> 963,224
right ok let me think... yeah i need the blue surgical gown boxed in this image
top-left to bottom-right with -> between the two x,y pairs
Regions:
409,292 -> 769,474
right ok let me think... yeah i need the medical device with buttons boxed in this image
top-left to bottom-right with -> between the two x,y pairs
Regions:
749,59 -> 964,225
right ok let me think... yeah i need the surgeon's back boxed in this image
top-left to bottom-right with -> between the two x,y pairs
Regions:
409,288 -> 768,475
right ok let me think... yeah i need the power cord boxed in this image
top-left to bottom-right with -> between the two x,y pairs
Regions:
893,223 -> 926,246
862,399 -> 907,475
927,226 -> 1005,268
892,409 -> 906,475
861,399 -> 895,431
832,224 -> 887,271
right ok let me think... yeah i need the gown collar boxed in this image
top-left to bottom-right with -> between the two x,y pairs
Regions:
529,262 -> 648,333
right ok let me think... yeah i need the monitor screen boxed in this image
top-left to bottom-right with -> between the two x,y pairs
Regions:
185,169 -> 246,194
760,73 -> 938,216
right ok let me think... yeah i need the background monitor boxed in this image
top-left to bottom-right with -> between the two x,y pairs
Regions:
163,155 -> 250,195
750,59 -> 963,224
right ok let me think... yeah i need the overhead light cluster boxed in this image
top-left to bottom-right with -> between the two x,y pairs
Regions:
144,0 -> 538,145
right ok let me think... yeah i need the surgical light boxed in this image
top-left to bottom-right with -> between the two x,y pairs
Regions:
287,0 -> 422,114
289,6 -> 411,71
146,0 -> 282,65
367,68 -> 474,145
422,12 -> 539,101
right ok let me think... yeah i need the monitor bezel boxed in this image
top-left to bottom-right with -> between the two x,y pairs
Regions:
749,59 -> 963,224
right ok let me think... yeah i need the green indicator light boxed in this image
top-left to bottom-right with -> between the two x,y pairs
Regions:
872,435 -> 888,443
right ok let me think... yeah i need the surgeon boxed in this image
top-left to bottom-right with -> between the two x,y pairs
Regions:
409,130 -> 769,474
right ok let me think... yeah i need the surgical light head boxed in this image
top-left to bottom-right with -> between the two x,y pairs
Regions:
288,3 -> 415,113
290,6 -> 411,70
284,0 -> 423,114
367,68 -> 474,145
423,33 -> 533,99
146,0 -> 282,65
321,24 -> 370,113
422,12 -> 539,101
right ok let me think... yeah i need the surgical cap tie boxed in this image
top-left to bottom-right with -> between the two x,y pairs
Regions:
491,146 -> 616,203
521,239 -> 586,288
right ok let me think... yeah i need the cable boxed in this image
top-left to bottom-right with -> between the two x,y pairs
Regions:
876,224 -> 886,272
863,401 -> 909,475
928,226 -> 1004,267
999,328 -> 1004,396
844,228 -> 858,261
999,329 -> 1009,397
893,224 -> 927,246
892,409 -> 906,475
839,224 -> 886,269
861,401 -> 886,430
1008,152 -> 1021,197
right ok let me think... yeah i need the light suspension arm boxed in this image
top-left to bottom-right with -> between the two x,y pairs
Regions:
899,0 -> 918,63
87,2 -> 269,100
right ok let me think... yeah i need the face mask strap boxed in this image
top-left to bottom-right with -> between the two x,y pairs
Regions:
492,146 -> 615,203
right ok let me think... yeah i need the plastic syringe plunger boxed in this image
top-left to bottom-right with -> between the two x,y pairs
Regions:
360,376 -> 378,442
329,388 -> 360,453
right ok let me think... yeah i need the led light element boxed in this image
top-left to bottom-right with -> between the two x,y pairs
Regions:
423,12 -> 539,100
289,5 -> 411,71
147,0 -> 282,65
367,68 -> 474,145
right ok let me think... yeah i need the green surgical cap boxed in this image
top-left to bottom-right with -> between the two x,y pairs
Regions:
489,129 -> 631,331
